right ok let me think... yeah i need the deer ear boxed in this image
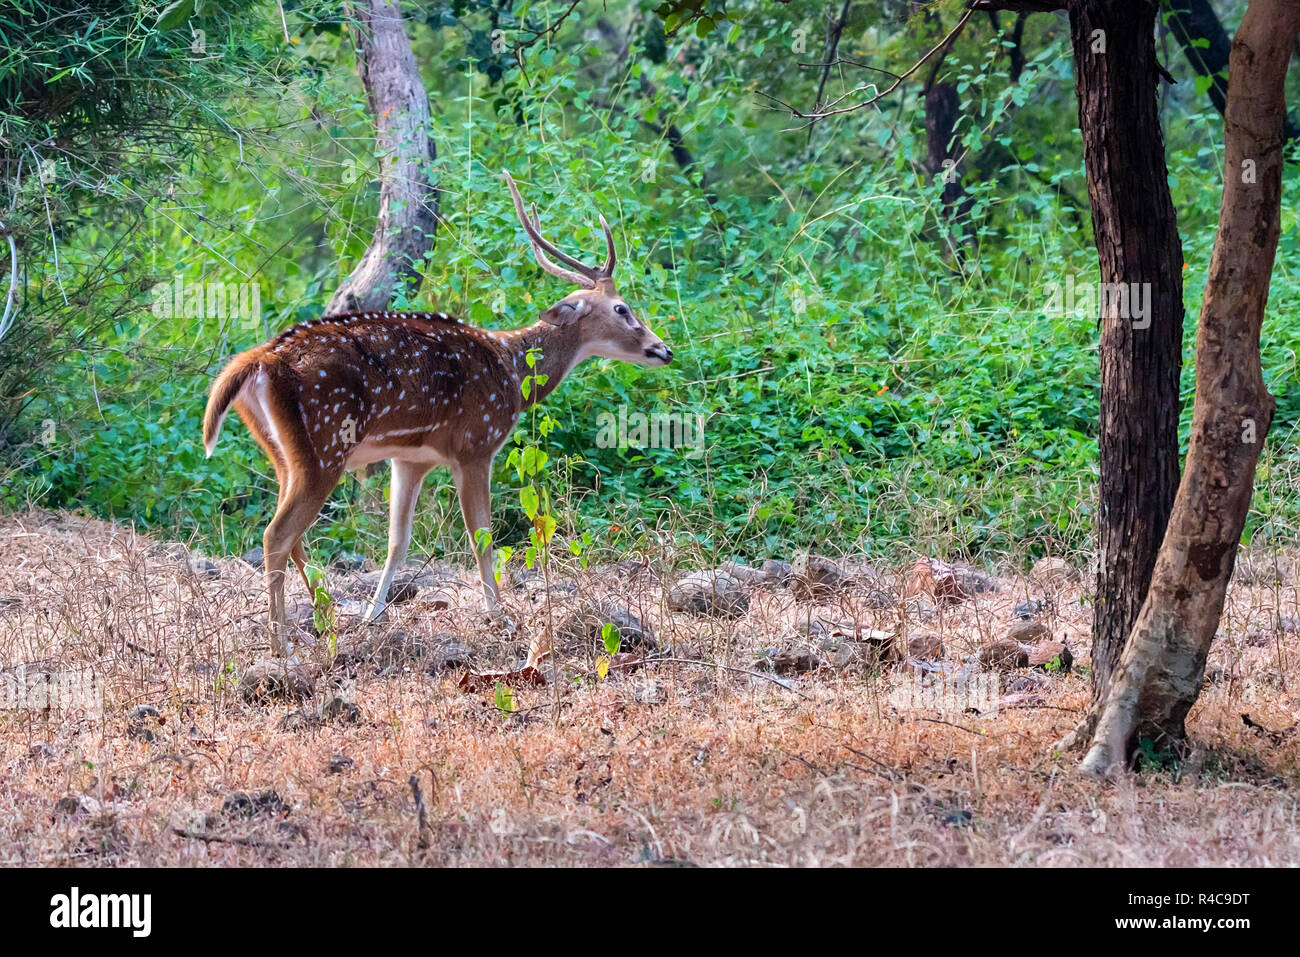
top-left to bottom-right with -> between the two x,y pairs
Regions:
540,299 -> 584,327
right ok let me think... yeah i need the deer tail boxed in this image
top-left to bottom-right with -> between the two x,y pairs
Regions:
202,349 -> 263,458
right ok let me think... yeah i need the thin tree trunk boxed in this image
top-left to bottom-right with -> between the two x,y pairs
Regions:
1166,0 -> 1300,142
914,4 -> 967,218
327,0 -> 439,315
924,69 -> 964,211
1080,0 -> 1299,774
1067,0 -> 1184,710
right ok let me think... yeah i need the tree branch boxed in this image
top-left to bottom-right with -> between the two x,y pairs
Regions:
757,5 -> 977,124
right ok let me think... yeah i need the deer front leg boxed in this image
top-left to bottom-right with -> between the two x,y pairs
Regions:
364,459 -> 431,623
452,458 -> 499,610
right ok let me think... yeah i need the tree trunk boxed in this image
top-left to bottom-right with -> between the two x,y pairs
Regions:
1167,0 -> 1300,142
1080,0 -> 1299,774
1068,0 -> 1184,707
327,0 -> 439,315
915,4 -> 968,219
925,75 -> 964,211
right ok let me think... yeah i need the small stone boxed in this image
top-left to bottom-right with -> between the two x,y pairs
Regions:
791,553 -> 846,601
242,546 -> 265,568
1244,630 -> 1272,648
903,559 -> 970,604
1028,641 -> 1073,672
978,640 -> 1031,671
1013,598 -> 1047,620
321,696 -> 361,724
222,789 -> 290,819
240,659 -> 315,703
907,633 -> 945,661
668,569 -> 749,618
561,602 -> 657,652
717,560 -> 770,585
189,557 -> 220,580
278,709 -> 319,732
328,755 -> 354,774
760,559 -> 794,585
1006,620 -> 1050,644
1030,557 -> 1079,591
332,551 -> 367,571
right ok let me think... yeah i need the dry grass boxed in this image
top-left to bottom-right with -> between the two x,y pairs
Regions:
1,507 -> 1298,866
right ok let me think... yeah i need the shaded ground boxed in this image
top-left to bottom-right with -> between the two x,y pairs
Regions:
1,509 -> 1298,866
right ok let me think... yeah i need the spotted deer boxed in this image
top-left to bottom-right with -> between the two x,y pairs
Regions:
202,172 -> 673,655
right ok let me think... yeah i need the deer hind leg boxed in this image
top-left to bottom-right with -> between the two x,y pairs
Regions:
364,459 -> 432,623
237,369 -> 340,656
452,459 -> 499,610
274,473 -> 314,595
264,481 -> 335,657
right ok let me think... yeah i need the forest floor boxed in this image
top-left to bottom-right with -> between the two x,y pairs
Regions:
1,508 -> 1299,866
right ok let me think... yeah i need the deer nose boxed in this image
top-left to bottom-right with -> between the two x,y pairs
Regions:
646,343 -> 672,363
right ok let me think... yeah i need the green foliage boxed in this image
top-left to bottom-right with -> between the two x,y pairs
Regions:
601,622 -> 621,656
305,563 -> 336,658
5,0 -> 1300,572
1134,737 -> 1181,774
494,680 -> 517,714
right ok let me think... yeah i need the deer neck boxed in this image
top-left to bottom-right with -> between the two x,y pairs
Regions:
501,321 -> 590,407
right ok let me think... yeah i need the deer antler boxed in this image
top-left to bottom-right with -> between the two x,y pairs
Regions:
503,171 -> 616,287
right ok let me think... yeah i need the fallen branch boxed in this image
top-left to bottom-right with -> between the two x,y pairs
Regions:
172,828 -> 292,850
641,657 -> 813,699
840,743 -> 905,781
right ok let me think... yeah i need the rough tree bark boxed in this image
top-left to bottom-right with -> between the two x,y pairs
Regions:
327,0 -> 439,315
973,0 -> 1186,711
1067,0 -> 1185,707
1080,0 -> 1300,773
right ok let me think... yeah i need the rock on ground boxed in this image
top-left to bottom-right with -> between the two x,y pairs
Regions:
668,569 -> 749,618
240,659 -> 315,703
791,553 -> 847,601
1030,557 -> 1080,591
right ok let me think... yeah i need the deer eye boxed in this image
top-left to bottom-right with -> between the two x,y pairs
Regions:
614,304 -> 630,317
